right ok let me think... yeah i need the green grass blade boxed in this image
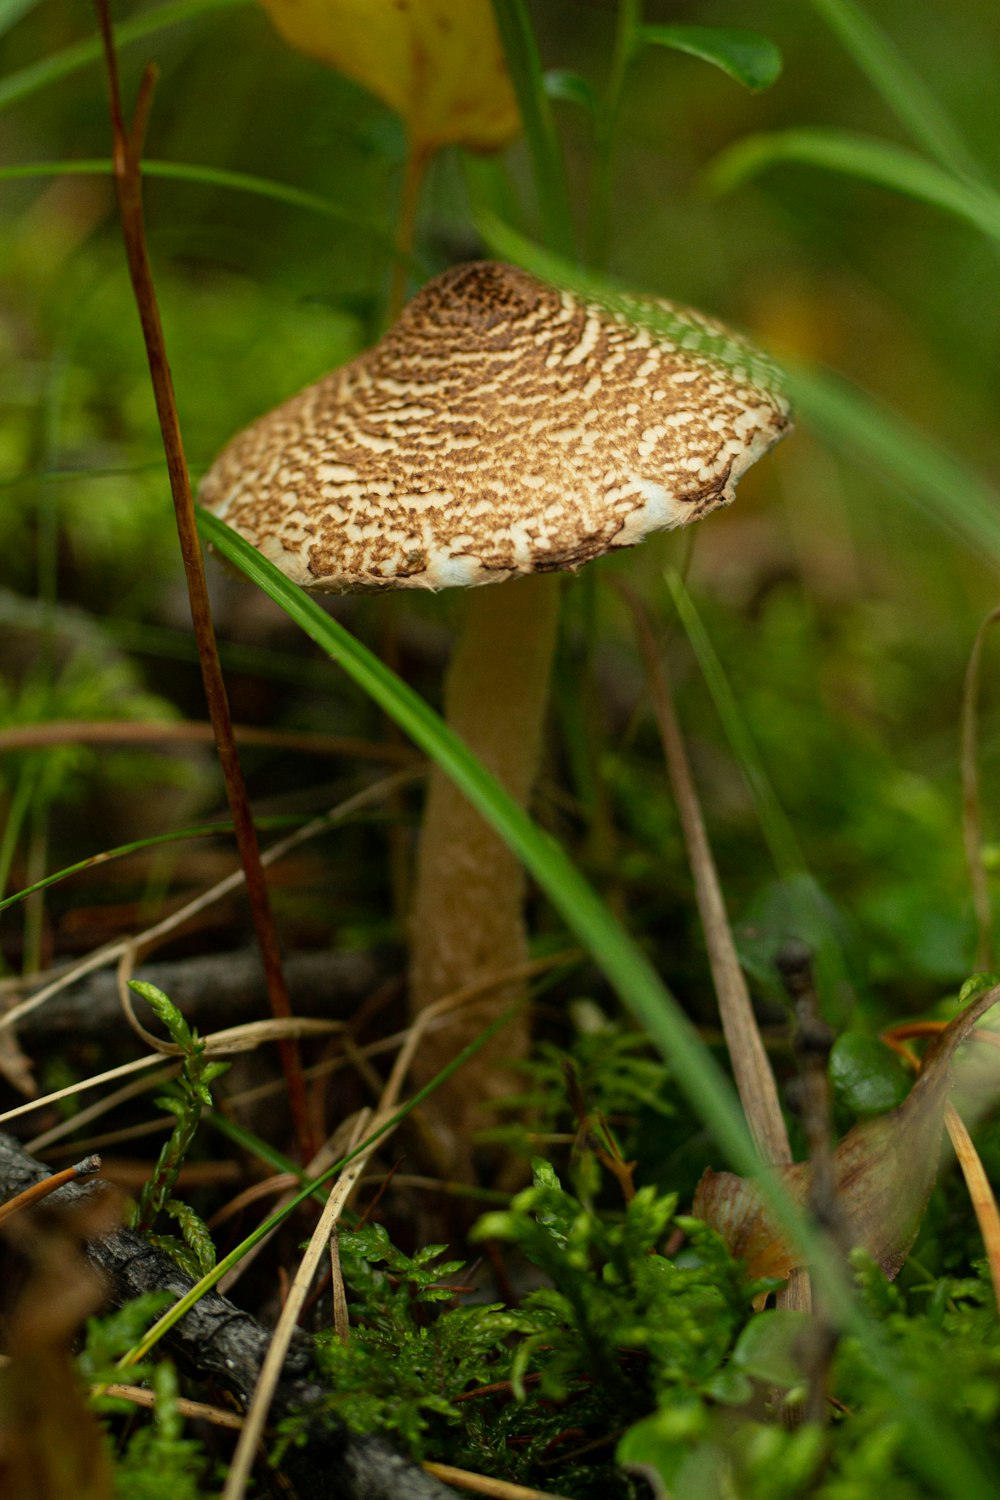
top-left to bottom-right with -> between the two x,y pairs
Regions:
787,363 -> 1000,572
490,0 -> 576,260
639,24 -> 782,92
808,0 -> 986,181
708,127 -> 1000,243
0,159 -> 421,268
0,814 -> 306,914
0,0 -> 248,113
0,0 -> 42,40
666,573 -> 803,880
665,571 -> 855,1020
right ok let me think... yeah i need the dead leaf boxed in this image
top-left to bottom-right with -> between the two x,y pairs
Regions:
257,0 -> 521,155
694,984 -> 1000,1285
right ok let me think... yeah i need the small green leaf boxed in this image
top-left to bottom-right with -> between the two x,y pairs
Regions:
618,1403 -> 709,1480
165,1200 -> 217,1277
959,973 -> 1000,1006
638,24 -> 782,92
732,1309 -> 811,1387
830,1033 -> 912,1118
543,68 -> 600,117
154,1097 -> 186,1120
129,980 -> 192,1049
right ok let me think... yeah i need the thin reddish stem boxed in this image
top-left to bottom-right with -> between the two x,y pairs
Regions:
92,1 -> 314,1161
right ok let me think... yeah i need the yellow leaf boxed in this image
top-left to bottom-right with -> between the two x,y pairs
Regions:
257,0 -> 521,155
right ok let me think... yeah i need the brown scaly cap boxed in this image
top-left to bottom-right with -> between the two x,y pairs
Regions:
200,262 -> 790,592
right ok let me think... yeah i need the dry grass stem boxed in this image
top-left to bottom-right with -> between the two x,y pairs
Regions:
627,590 -> 810,1313
422,1461 -> 575,1499
630,594 -> 791,1162
220,1111 -> 374,1500
96,1383 -> 244,1431
0,718 -> 420,763
27,1067 -> 179,1153
0,1155 -> 101,1225
0,1015 -> 346,1129
330,1227 -> 351,1345
207,1175 -> 302,1229
944,1101 -> 1000,1309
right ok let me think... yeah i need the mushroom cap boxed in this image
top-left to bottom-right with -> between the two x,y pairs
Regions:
200,262 -> 790,592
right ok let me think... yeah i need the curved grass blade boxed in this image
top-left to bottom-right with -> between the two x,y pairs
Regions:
808,0 -> 986,182
665,573 -> 802,879
0,815 -> 308,914
665,571 -> 855,1022
708,127 -> 1000,244
0,159 -> 421,269
639,24 -> 782,92
0,0 -> 248,113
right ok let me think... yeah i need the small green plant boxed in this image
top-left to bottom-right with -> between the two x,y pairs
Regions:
307,1223 -> 523,1454
622,1258 -> 1000,1500
301,1162 -> 771,1497
128,981 -> 228,1277
81,1295 -> 214,1500
481,1005 -> 674,1178
475,1160 -> 765,1398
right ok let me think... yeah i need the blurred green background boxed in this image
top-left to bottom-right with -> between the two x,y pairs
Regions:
2,0 -> 999,1025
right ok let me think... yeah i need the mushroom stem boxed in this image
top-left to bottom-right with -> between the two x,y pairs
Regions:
408,572 -> 562,1152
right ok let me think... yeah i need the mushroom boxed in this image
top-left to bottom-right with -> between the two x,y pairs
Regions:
200,261 -> 790,1163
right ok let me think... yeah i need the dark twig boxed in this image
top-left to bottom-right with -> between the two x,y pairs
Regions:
778,942 -> 844,1424
90,0 -> 313,1160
